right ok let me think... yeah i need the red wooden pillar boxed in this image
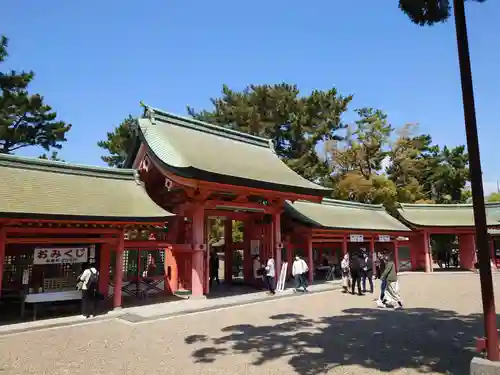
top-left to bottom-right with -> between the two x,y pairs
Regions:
369,237 -> 375,264
0,228 -> 6,297
459,234 -> 475,269
273,213 -> 282,277
306,235 -> 313,284
490,237 -> 497,269
423,230 -> 432,273
224,218 -> 233,284
342,236 -> 348,256
243,219 -> 253,283
113,231 -> 125,309
191,207 -> 205,297
98,243 -> 111,296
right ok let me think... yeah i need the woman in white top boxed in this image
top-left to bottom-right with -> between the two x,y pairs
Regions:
264,257 -> 276,295
78,262 -> 99,318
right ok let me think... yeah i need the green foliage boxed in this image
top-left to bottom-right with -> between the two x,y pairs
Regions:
97,115 -> 135,167
0,35 -> 71,154
207,218 -> 243,245
326,108 -> 398,205
38,151 -> 64,162
187,83 -> 353,181
399,0 -> 487,26
487,192 -> 500,203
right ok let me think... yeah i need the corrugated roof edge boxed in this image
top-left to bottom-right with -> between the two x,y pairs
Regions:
142,103 -> 273,149
320,198 -> 386,211
399,202 -> 500,210
284,199 -> 411,231
0,153 -> 138,181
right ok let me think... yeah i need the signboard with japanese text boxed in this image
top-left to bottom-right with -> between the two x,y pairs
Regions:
33,247 -> 89,265
349,234 -> 364,242
378,235 -> 391,242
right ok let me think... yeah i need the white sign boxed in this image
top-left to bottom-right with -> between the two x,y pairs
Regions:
250,240 -> 260,256
349,234 -> 364,242
33,247 -> 88,265
378,235 -> 391,242
276,262 -> 288,292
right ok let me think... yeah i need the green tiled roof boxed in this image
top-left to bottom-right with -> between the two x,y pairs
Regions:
397,203 -> 500,228
135,104 -> 331,197
285,198 -> 411,232
0,154 -> 174,221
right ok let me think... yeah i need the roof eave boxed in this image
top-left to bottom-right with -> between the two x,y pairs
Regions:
143,141 -> 331,198
0,212 -> 174,223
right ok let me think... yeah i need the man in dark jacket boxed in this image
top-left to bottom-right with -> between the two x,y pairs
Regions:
349,252 -> 363,295
362,251 -> 374,293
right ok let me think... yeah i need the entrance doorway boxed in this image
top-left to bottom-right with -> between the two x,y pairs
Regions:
206,216 -> 245,289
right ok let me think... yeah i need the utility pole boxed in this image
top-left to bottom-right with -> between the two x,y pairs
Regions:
452,0 -> 499,361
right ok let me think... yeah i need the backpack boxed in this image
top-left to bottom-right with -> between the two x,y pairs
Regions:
87,269 -> 98,291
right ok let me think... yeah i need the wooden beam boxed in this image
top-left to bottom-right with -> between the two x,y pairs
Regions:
159,169 -> 324,203
6,227 -> 121,235
7,237 -> 115,244
204,199 -> 277,214
0,219 -> 166,226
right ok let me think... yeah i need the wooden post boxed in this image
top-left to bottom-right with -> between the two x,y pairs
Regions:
306,236 -> 313,284
342,236 -> 348,255
393,240 -> 399,273
224,218 -> 233,284
191,207 -> 205,297
273,213 -> 282,278
113,231 -> 125,309
369,237 -> 375,267
98,243 -> 111,296
423,231 -> 432,273
0,228 -> 6,297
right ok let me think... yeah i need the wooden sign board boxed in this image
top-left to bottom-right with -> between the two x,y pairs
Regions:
349,234 -> 364,243
378,235 -> 391,242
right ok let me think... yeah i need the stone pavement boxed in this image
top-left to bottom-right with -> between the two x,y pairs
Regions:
0,272 -> 494,375
0,279 -> 342,335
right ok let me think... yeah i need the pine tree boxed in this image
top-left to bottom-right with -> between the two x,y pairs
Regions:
0,35 -> 71,154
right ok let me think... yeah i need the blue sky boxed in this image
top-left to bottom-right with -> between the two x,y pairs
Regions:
3,0 -> 499,193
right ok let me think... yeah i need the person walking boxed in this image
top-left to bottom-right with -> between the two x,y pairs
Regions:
380,253 -> 403,309
209,250 -> 220,285
78,262 -> 99,318
375,252 -> 387,307
292,255 -> 309,292
340,253 -> 350,293
362,250 -> 374,293
253,255 -> 264,289
350,252 -> 363,296
264,257 -> 276,295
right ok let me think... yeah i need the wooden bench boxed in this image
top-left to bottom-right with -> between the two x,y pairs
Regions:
22,290 -> 82,321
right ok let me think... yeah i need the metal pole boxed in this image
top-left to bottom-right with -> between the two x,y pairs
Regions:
452,0 -> 499,361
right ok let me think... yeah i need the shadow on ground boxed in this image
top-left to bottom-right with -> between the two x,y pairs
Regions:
185,307 -> 489,375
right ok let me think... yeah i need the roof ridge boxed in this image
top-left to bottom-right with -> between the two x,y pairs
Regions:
297,198 -> 385,211
400,203 -> 473,209
0,153 -> 136,180
142,103 -> 272,149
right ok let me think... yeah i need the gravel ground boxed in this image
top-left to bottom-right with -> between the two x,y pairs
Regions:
0,273 -> 495,375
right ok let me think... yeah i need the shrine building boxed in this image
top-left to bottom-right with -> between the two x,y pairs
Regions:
395,203 -> 500,271
3,102 -> 500,321
283,199 -> 413,282
0,153 -> 175,318
124,104 -> 331,297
